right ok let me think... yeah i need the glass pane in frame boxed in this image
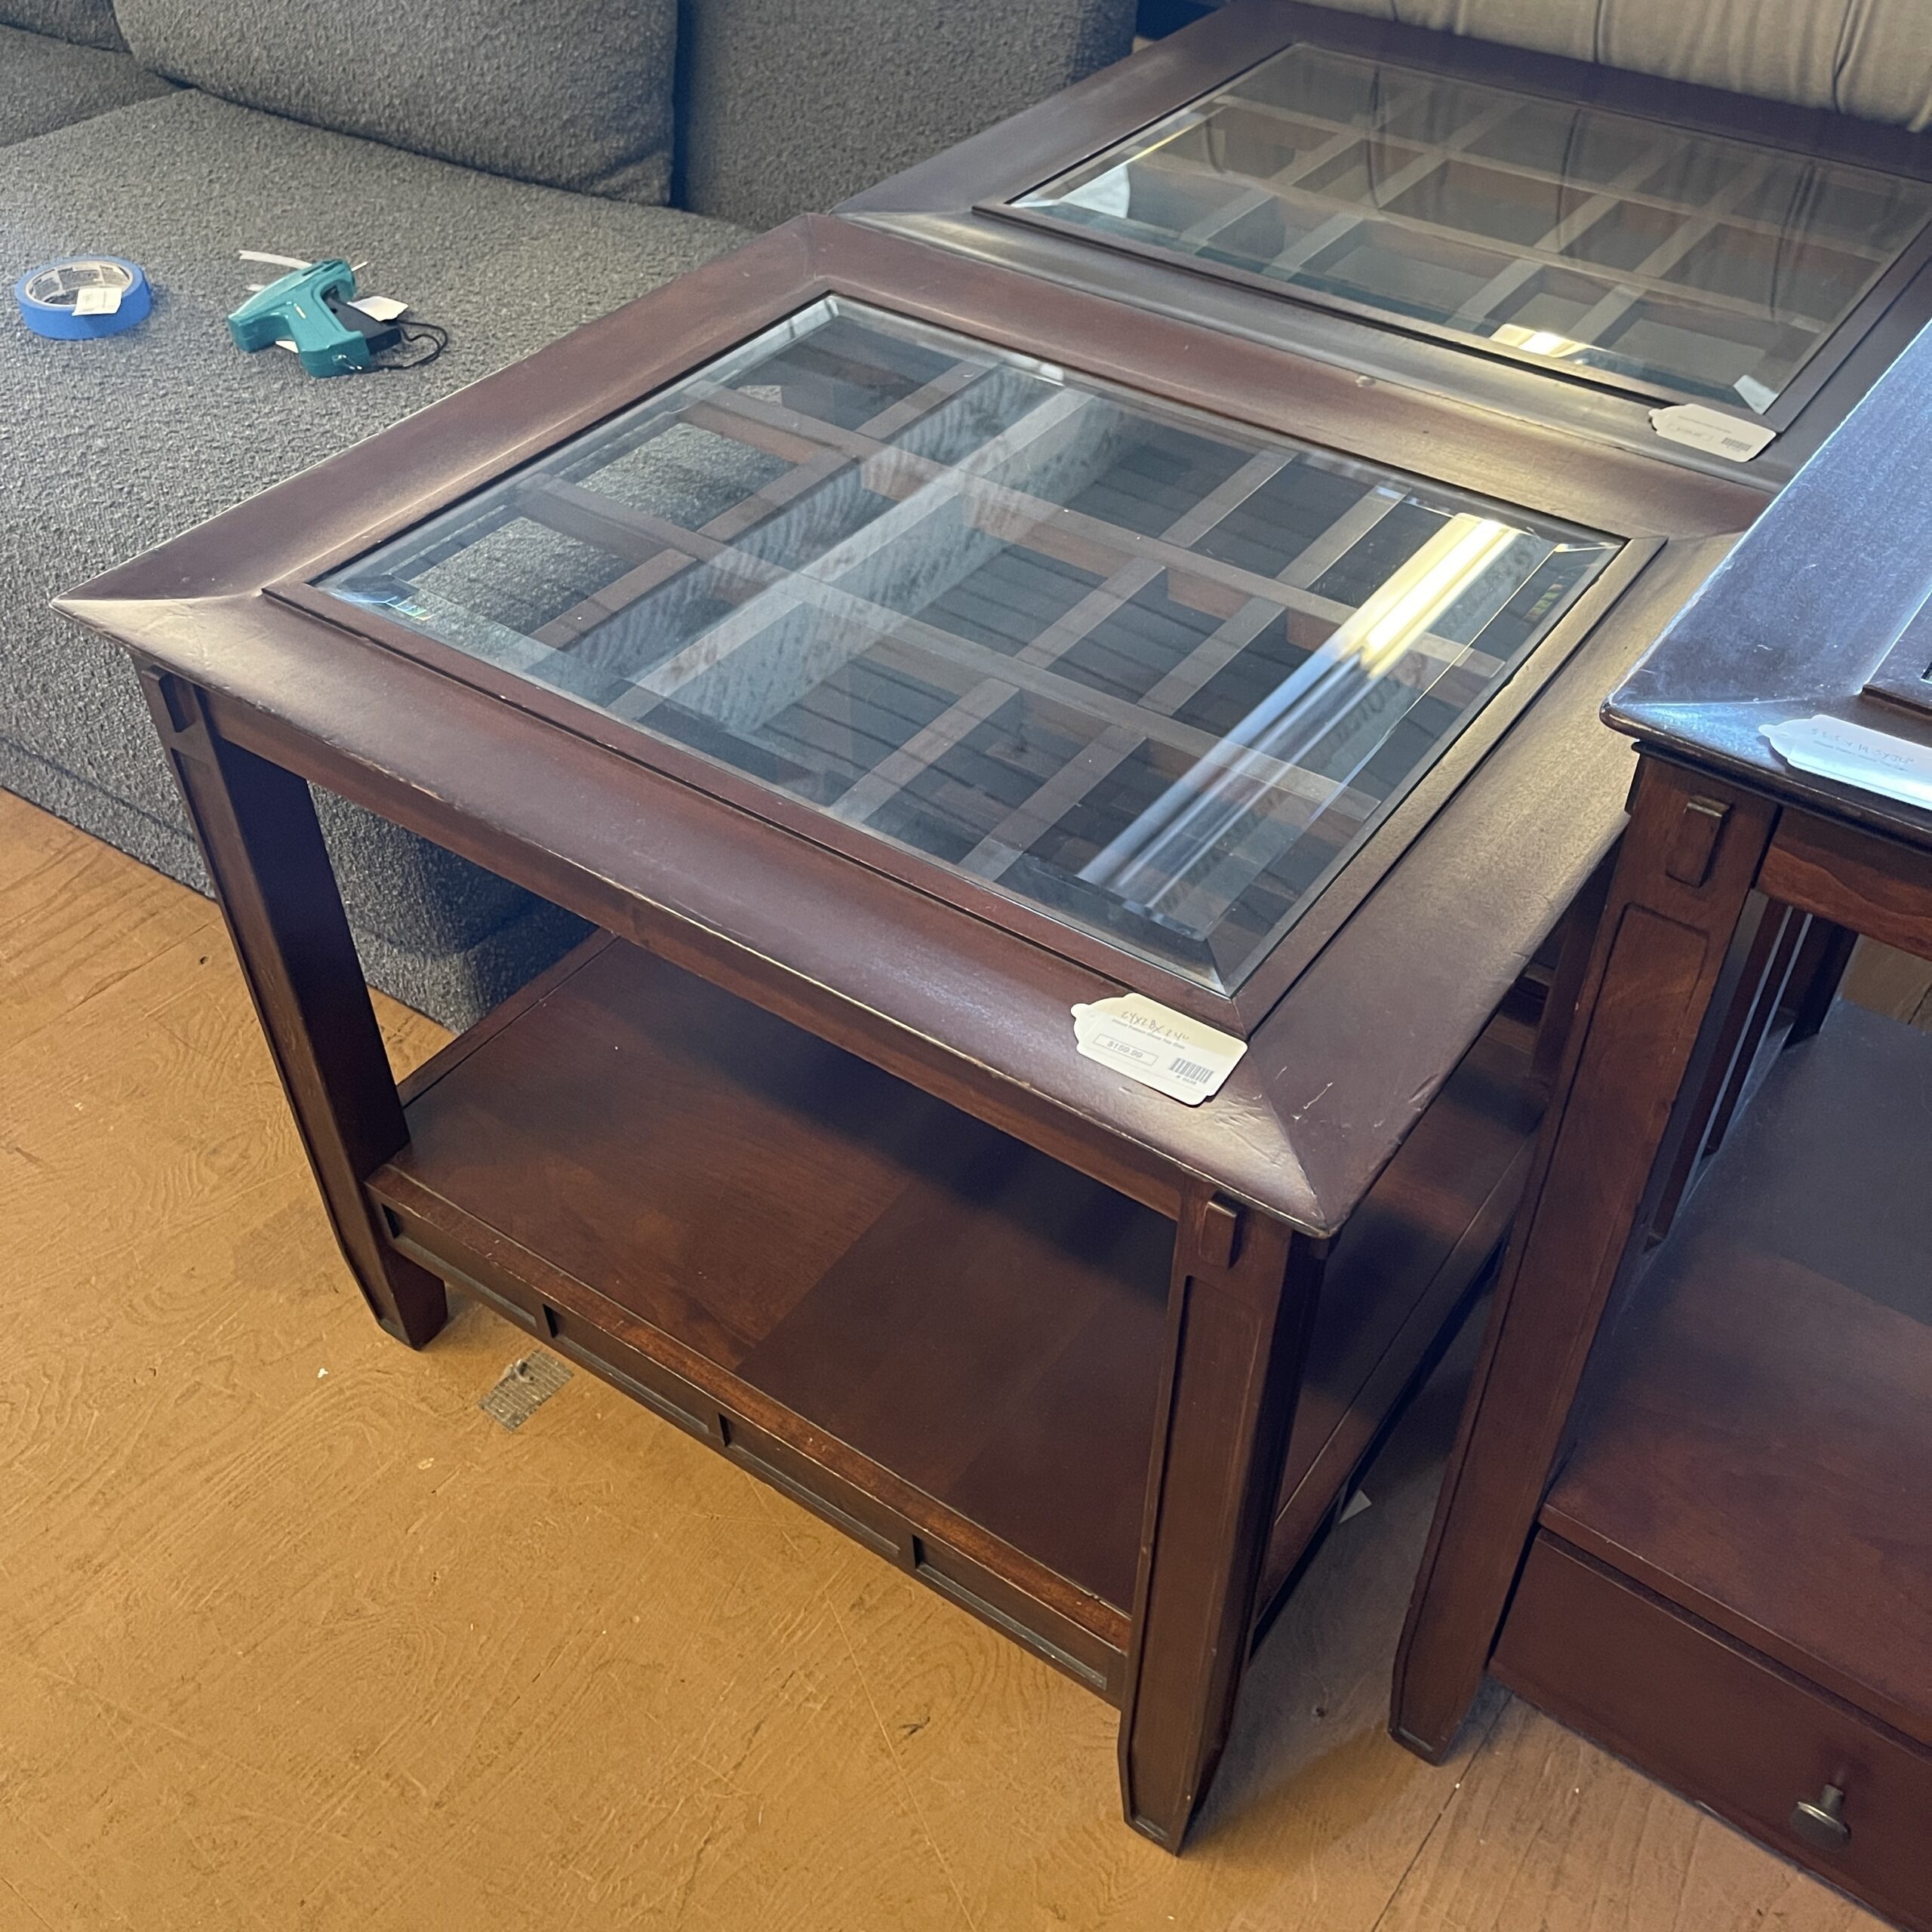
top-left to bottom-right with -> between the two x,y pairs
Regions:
1014,44 -> 1932,410
321,297 -> 1617,992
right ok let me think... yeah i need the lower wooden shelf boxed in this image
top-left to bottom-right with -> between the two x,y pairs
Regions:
1543,1000 -> 1932,1752
1504,998 -> 1932,1929
369,930 -> 1538,1700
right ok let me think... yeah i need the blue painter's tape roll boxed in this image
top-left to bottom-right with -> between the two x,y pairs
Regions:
14,256 -> 151,340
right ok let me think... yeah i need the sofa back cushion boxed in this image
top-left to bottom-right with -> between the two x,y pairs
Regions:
0,0 -> 127,52
109,0 -> 677,199
675,0 -> 1135,228
1299,0 -> 1932,130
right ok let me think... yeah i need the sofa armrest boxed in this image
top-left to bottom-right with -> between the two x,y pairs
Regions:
675,0 -> 1136,229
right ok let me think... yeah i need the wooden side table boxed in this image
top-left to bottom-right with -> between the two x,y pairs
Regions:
844,0 -> 1932,485
1390,305 -> 1932,1925
62,214 -> 1757,1847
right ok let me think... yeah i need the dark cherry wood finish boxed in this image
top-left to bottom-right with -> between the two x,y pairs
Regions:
1391,291 -> 1932,1927
1543,1002 -> 1932,1755
63,215 -> 1760,1847
1495,1541 -> 1932,1932
842,0 -> 1932,486
140,669 -> 447,1346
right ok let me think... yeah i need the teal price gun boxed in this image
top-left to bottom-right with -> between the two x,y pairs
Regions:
226,257 -> 399,377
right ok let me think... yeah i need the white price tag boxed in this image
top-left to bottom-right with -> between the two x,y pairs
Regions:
1762,712 -> 1932,812
1648,403 -> 1776,462
1072,994 -> 1247,1106
72,283 -> 123,316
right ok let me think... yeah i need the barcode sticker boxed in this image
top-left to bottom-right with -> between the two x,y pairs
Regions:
1648,403 -> 1775,462
73,284 -> 123,316
1071,995 -> 1247,1106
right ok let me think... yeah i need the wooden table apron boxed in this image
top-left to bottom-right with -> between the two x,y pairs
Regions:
59,214 -> 1764,1851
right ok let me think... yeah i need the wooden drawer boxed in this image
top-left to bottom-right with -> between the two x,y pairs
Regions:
1495,1535 -> 1932,1932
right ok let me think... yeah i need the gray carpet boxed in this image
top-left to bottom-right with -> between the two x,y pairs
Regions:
1,88 -> 746,1022
0,25 -> 172,146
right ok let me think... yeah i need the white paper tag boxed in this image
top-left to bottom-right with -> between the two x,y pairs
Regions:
72,283 -> 122,316
1762,712 -> 1932,812
1071,994 -> 1247,1106
1648,403 -> 1776,462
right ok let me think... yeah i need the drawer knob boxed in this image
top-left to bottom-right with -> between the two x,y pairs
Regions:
1790,1784 -> 1851,1854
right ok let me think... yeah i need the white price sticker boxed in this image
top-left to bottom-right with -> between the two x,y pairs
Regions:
1648,403 -> 1776,462
1762,712 -> 1932,812
1072,994 -> 1247,1106
72,283 -> 123,316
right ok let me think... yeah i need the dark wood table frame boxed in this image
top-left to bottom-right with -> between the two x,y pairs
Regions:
63,215 -> 1760,1848
843,0 -> 1932,488
1389,312 -> 1932,1928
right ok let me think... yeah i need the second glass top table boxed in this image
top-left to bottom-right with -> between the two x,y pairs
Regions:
1017,42 -> 1932,411
842,0 -> 1932,477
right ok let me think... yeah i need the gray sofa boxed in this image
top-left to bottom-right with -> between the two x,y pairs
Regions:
2,0 -> 1134,1023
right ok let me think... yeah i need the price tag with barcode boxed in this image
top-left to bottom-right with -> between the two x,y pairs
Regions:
1071,994 -> 1247,1106
1647,402 -> 1775,462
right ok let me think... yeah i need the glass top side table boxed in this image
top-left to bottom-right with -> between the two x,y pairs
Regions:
844,0 -> 1932,484
60,216 -> 1760,1847
317,294 -> 1617,1001
1389,303 -> 1932,1927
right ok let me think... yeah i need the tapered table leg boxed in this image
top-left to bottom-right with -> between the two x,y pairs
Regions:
1389,758 -> 1776,1760
142,668 -> 447,1346
1118,1186 -> 1320,1849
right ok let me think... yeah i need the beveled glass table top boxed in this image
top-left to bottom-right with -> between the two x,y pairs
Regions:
322,297 -> 1616,992
1014,45 -> 1932,411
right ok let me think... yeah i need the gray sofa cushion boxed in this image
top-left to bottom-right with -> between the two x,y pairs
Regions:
1291,0 -> 1932,131
677,0 -> 1137,228
1,90 -> 747,1021
112,0 -> 678,202
0,25 -> 172,145
0,0 -> 125,53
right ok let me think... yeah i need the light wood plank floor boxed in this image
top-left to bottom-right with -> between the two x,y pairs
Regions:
0,789 -> 1885,1932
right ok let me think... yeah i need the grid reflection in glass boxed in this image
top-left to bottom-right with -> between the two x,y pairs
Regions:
322,297 -> 1617,990
1016,44 -> 1932,409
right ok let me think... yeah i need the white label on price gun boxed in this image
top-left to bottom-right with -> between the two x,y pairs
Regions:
1071,994 -> 1247,1106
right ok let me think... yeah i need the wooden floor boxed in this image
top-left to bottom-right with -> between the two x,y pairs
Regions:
0,787 -> 1886,1932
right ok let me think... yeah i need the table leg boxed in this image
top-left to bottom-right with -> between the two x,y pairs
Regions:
1389,758 -> 1776,1760
1117,1187 -> 1319,1850
1530,845 -> 1617,1103
1646,897 -> 1802,1244
141,668 -> 447,1347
